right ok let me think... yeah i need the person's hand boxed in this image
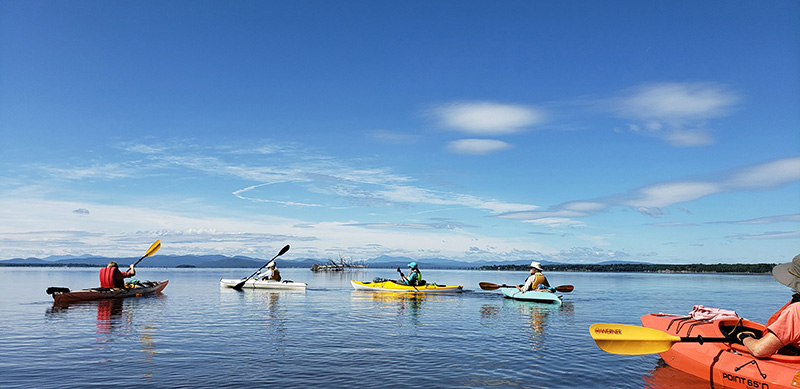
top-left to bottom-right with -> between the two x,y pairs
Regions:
737,331 -> 756,342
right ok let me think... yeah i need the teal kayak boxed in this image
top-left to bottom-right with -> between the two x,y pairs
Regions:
500,287 -> 562,304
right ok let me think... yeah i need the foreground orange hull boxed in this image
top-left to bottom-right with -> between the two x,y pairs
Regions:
641,313 -> 800,389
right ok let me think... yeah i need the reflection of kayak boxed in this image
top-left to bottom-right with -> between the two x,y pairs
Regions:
47,280 -> 169,303
350,280 -> 463,293
219,278 -> 307,290
641,312 -> 800,389
499,287 -> 561,304
643,360 -> 716,389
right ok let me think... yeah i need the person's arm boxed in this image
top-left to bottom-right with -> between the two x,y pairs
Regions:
738,331 -> 785,358
518,276 -> 533,292
128,265 -> 135,277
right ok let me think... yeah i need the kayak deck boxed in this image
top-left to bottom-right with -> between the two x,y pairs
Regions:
351,280 -> 463,293
499,287 -> 562,304
641,312 -> 800,388
49,280 -> 169,303
219,278 -> 307,290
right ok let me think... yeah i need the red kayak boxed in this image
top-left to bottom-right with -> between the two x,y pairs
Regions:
47,280 -> 169,304
641,312 -> 800,389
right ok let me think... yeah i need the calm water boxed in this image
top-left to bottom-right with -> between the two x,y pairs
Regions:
0,267 -> 789,388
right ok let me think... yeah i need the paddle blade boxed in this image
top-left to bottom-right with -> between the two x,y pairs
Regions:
555,285 -> 574,293
277,244 -> 290,257
478,282 -> 501,290
590,323 -> 680,355
144,240 -> 162,257
232,281 -> 246,290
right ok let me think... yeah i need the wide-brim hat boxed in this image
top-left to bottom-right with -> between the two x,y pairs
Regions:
267,262 -> 276,268
772,254 -> 800,291
529,261 -> 543,271
408,262 -> 417,268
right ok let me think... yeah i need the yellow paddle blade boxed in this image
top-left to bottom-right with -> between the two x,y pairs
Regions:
144,240 -> 161,257
590,323 -> 681,355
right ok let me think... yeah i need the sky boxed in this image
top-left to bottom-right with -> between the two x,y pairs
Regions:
1,1 -> 798,264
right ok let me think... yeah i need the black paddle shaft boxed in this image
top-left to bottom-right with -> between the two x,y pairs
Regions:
233,245 -> 290,290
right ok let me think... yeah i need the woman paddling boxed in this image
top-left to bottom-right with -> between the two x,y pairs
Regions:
737,253 -> 800,357
517,261 -> 550,293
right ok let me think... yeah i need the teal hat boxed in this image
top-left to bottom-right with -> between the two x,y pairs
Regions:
408,262 -> 417,268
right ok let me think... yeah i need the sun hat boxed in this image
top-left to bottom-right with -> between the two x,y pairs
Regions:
772,254 -> 800,292
529,261 -> 543,271
267,261 -> 276,268
408,262 -> 417,268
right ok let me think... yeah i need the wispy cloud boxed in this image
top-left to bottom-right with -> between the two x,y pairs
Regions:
728,231 -> 800,240
431,101 -> 547,135
611,82 -> 740,147
499,157 -> 800,223
710,213 -> 800,225
446,139 -> 512,155
367,129 -> 419,145
113,142 -> 539,215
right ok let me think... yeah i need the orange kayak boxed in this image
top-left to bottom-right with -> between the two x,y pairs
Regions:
641,312 -> 800,389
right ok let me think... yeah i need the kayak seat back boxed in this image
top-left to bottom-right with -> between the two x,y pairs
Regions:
46,287 -> 70,295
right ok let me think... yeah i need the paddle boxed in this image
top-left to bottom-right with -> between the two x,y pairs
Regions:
132,240 -> 162,267
233,245 -> 290,290
589,323 -> 734,355
478,282 -> 574,293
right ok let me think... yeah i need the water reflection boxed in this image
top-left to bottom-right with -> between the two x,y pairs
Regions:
45,297 -> 163,379
351,291 -> 438,324
503,299 -> 573,353
643,359 -> 711,388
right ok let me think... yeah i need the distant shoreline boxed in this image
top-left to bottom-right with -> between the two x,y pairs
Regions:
479,263 -> 776,275
0,262 -> 776,274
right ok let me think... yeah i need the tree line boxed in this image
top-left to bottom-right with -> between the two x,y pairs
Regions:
479,263 -> 776,274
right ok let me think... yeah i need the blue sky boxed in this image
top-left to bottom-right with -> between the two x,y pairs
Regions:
1,1 -> 798,264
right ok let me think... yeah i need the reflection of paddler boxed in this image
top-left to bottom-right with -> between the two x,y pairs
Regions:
96,299 -> 124,334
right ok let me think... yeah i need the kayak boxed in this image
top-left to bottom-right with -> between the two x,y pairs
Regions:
219,278 -> 307,290
351,280 -> 463,293
500,287 -> 562,304
47,280 -> 169,304
641,312 -> 800,389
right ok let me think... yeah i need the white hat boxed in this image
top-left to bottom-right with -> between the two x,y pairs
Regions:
267,262 -> 276,268
773,254 -> 800,292
529,261 -> 543,271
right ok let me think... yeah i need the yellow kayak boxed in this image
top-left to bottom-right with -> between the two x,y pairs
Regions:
350,279 -> 463,293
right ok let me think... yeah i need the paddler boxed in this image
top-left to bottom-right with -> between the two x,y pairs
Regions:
737,253 -> 800,357
400,262 -> 423,286
99,261 -> 136,288
517,261 -> 550,293
257,261 -> 281,281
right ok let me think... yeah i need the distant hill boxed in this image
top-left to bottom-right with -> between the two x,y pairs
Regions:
0,253 -> 518,269
0,254 -> 646,270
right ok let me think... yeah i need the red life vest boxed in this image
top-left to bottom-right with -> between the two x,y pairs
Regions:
99,267 -> 126,288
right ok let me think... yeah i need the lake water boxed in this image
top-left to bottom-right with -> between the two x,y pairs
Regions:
0,267 -> 789,388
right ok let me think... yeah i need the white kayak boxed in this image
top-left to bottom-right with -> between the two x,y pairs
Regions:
220,278 -> 307,290
500,287 -> 561,304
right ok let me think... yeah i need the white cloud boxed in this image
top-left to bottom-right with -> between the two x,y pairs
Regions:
727,157 -> 800,189
616,82 -> 739,120
446,139 -> 512,155
664,130 -> 715,147
498,156 -> 800,222
433,101 -> 547,135
626,181 -> 721,208
611,82 -> 739,147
